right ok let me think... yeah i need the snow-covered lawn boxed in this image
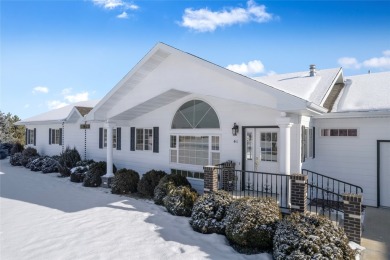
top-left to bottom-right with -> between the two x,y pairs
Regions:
0,161 -> 271,260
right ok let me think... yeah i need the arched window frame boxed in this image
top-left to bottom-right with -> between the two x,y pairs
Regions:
170,99 -> 221,178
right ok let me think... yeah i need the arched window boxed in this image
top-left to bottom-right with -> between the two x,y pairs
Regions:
171,100 -> 219,129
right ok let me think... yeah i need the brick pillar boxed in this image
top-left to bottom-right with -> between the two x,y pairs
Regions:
343,194 -> 362,244
203,166 -> 218,193
290,174 -> 308,213
222,161 -> 235,191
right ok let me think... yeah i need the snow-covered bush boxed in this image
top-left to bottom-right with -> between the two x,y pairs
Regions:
41,157 -> 59,173
29,156 -> 45,171
9,152 -> 23,166
138,170 -> 167,197
189,190 -> 234,234
70,160 -> 95,183
21,147 -> 39,167
163,186 -> 198,217
58,147 -> 81,177
83,161 -> 116,187
153,174 -> 191,205
273,212 -> 356,260
111,168 -> 140,194
10,142 -> 24,155
225,197 -> 281,254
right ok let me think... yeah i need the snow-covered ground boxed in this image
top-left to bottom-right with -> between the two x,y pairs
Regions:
0,161 -> 271,260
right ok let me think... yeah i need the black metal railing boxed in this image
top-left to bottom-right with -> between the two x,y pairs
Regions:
217,167 -> 290,210
302,169 -> 363,224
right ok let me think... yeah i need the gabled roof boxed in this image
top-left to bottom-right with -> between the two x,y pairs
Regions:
87,43 -> 328,121
16,100 -> 99,125
332,71 -> 390,113
253,68 -> 343,106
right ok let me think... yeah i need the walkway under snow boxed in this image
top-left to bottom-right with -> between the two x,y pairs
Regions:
0,161 -> 271,260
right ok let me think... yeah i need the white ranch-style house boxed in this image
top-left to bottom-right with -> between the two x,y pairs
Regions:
18,43 -> 390,208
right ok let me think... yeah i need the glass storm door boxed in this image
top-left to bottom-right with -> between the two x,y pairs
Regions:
245,128 -> 279,174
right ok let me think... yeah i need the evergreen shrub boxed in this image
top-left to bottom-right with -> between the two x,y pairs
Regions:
58,147 -> 81,177
225,197 -> 281,254
83,161 -> 117,187
9,152 -> 23,166
111,168 -> 140,194
10,142 -> 24,155
189,190 -> 234,234
163,186 -> 198,217
138,170 -> 167,197
21,147 -> 39,167
153,173 -> 191,205
273,212 -> 356,260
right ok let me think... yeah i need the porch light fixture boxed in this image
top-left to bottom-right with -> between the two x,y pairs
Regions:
232,123 -> 239,136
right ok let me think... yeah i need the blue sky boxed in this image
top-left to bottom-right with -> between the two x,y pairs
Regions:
1,0 -> 389,119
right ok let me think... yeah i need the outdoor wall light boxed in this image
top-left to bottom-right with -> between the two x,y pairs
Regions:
232,123 -> 239,136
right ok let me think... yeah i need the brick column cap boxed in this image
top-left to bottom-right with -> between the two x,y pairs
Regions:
343,193 -> 363,203
290,174 -> 308,181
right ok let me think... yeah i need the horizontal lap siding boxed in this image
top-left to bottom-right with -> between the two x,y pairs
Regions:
306,117 -> 390,206
64,122 -> 85,159
33,124 -> 63,156
85,94 -> 284,181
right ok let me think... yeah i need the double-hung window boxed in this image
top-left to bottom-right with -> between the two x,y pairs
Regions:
51,129 -> 61,144
136,128 -> 153,151
103,128 -> 117,149
27,128 -> 35,145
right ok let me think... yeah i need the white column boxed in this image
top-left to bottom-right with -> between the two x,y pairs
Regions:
276,116 -> 293,175
104,121 -> 115,177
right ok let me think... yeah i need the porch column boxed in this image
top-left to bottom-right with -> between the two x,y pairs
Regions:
276,115 -> 293,175
104,121 -> 115,178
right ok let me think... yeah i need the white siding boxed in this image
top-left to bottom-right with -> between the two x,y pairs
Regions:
304,116 -> 390,206
85,94 -> 290,185
64,120 -> 86,159
28,124 -> 63,156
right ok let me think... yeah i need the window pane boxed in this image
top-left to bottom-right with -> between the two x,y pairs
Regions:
212,136 -> 219,151
144,129 -> 152,151
170,135 -> 177,148
348,129 -> 357,136
330,129 -> 339,136
339,129 -> 348,136
177,135 -> 209,166
136,129 -> 143,150
246,132 -> 253,160
261,132 -> 277,162
172,100 -> 220,129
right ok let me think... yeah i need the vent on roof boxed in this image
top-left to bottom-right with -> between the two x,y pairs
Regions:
309,64 -> 316,77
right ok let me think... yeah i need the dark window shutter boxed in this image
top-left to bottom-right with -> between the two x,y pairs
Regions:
49,128 -> 52,144
153,127 -> 159,153
33,128 -> 36,146
116,127 -> 121,150
59,128 -> 63,145
130,127 -> 135,151
26,129 -> 29,145
313,127 -> 315,159
99,127 -> 103,149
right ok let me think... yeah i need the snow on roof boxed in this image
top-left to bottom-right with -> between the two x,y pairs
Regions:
18,100 -> 100,124
253,68 -> 341,105
333,71 -> 390,112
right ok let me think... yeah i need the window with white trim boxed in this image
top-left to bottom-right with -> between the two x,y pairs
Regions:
51,129 -> 61,144
103,128 -> 117,149
321,128 -> 357,137
170,135 -> 220,166
171,169 -> 204,180
136,128 -> 153,151
27,129 -> 35,145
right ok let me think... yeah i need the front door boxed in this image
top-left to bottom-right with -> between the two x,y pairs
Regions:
245,128 -> 279,173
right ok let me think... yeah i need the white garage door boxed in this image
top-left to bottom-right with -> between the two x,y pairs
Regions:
380,142 -> 390,207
